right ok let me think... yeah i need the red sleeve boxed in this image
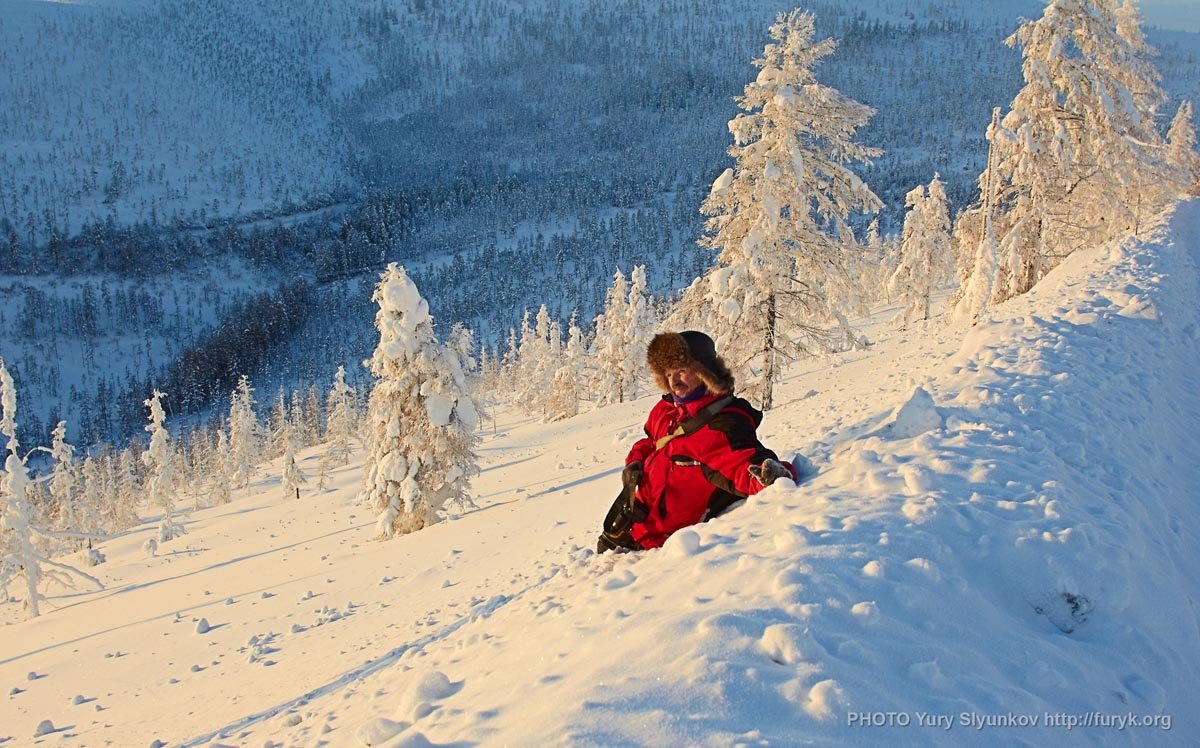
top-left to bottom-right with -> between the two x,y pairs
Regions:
697,410 -> 793,496
626,434 -> 654,466
626,401 -> 666,465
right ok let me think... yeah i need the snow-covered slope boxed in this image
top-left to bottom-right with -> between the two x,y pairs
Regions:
3,202 -> 1199,745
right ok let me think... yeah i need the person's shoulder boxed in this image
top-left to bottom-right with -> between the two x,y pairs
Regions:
646,394 -> 674,417
709,397 -> 761,432
723,396 -> 762,422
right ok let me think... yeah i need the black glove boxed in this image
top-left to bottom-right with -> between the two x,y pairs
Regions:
748,458 -> 791,488
597,531 -> 641,554
621,461 -> 643,490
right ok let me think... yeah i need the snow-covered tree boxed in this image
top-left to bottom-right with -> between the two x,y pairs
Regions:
530,306 -> 560,415
77,457 -> 106,565
622,265 -> 655,400
959,0 -> 1169,304
268,390 -> 289,458
953,110 -> 1004,324
591,268 -> 631,405
856,218 -> 893,304
179,426 -> 209,512
298,386 -> 322,447
227,375 -> 260,489
477,346 -> 501,433
113,447 -> 142,527
547,312 -> 588,422
888,174 -> 952,326
210,429 -> 232,506
143,390 -> 183,543
361,264 -> 480,538
445,323 -> 479,385
48,420 -> 80,536
323,365 -> 358,468
94,446 -> 140,533
0,357 -> 101,618
1166,100 -> 1200,194
280,421 -> 308,500
684,10 -> 882,409
498,327 -> 520,405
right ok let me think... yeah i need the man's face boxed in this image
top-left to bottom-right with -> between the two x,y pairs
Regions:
666,366 -> 704,399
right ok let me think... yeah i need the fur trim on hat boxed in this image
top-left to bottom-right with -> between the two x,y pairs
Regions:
646,332 -> 735,395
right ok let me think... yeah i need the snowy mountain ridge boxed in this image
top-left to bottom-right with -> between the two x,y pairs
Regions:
2,201 -> 1198,745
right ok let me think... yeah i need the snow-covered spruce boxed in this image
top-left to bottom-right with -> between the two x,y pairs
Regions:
143,390 -> 184,543
679,9 -> 882,410
887,174 -> 952,326
323,365 -> 358,469
227,375 -> 262,490
1166,100 -> 1200,194
590,270 -> 627,407
0,357 -> 102,619
547,312 -> 587,422
48,420 -> 80,540
589,265 -> 657,407
210,429 -> 233,506
955,0 -> 1171,308
360,264 -> 480,538
281,419 -> 308,500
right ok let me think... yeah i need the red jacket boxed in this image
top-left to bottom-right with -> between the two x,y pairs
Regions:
625,391 -> 793,549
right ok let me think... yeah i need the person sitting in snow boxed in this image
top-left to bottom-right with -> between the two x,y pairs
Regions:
598,330 -> 795,552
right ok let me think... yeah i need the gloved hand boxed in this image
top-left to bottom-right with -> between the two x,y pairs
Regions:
748,458 -> 792,488
621,461 -> 643,490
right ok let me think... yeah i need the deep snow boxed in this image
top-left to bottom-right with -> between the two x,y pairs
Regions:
3,202 -> 1199,746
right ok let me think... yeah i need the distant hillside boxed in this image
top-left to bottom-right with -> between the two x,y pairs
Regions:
1,0 -> 1197,449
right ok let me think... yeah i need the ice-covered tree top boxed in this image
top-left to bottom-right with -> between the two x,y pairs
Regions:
705,8 -> 881,265
370,264 -> 434,366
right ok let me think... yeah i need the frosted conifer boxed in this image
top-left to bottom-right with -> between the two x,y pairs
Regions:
211,429 -> 232,505
112,447 -> 142,529
591,269 -> 630,406
324,365 -> 358,468
48,421 -> 80,537
548,312 -> 587,422
361,264 -> 480,538
143,390 -> 183,543
1166,101 -> 1199,194
77,457 -> 105,565
622,265 -> 655,401
961,0 -> 1169,304
302,386 -> 323,445
888,174 -> 952,326
281,421 -> 307,500
227,375 -> 260,489
687,10 -> 882,409
531,306 -> 559,415
0,357 -> 101,618
268,390 -> 289,458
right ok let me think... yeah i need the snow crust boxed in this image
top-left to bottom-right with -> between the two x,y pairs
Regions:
2,204 -> 1199,745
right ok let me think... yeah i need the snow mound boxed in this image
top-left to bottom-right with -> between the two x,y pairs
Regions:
355,717 -> 410,746
882,386 -> 943,438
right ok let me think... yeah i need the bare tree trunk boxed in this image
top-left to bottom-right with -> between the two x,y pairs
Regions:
762,293 -> 776,411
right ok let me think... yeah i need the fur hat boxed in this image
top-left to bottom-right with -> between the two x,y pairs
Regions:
646,331 -> 735,394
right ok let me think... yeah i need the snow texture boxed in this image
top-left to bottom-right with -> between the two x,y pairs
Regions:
1,202 -> 1198,746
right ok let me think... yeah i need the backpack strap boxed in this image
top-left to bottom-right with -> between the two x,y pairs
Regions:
599,395 -> 739,552
653,396 -> 734,450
